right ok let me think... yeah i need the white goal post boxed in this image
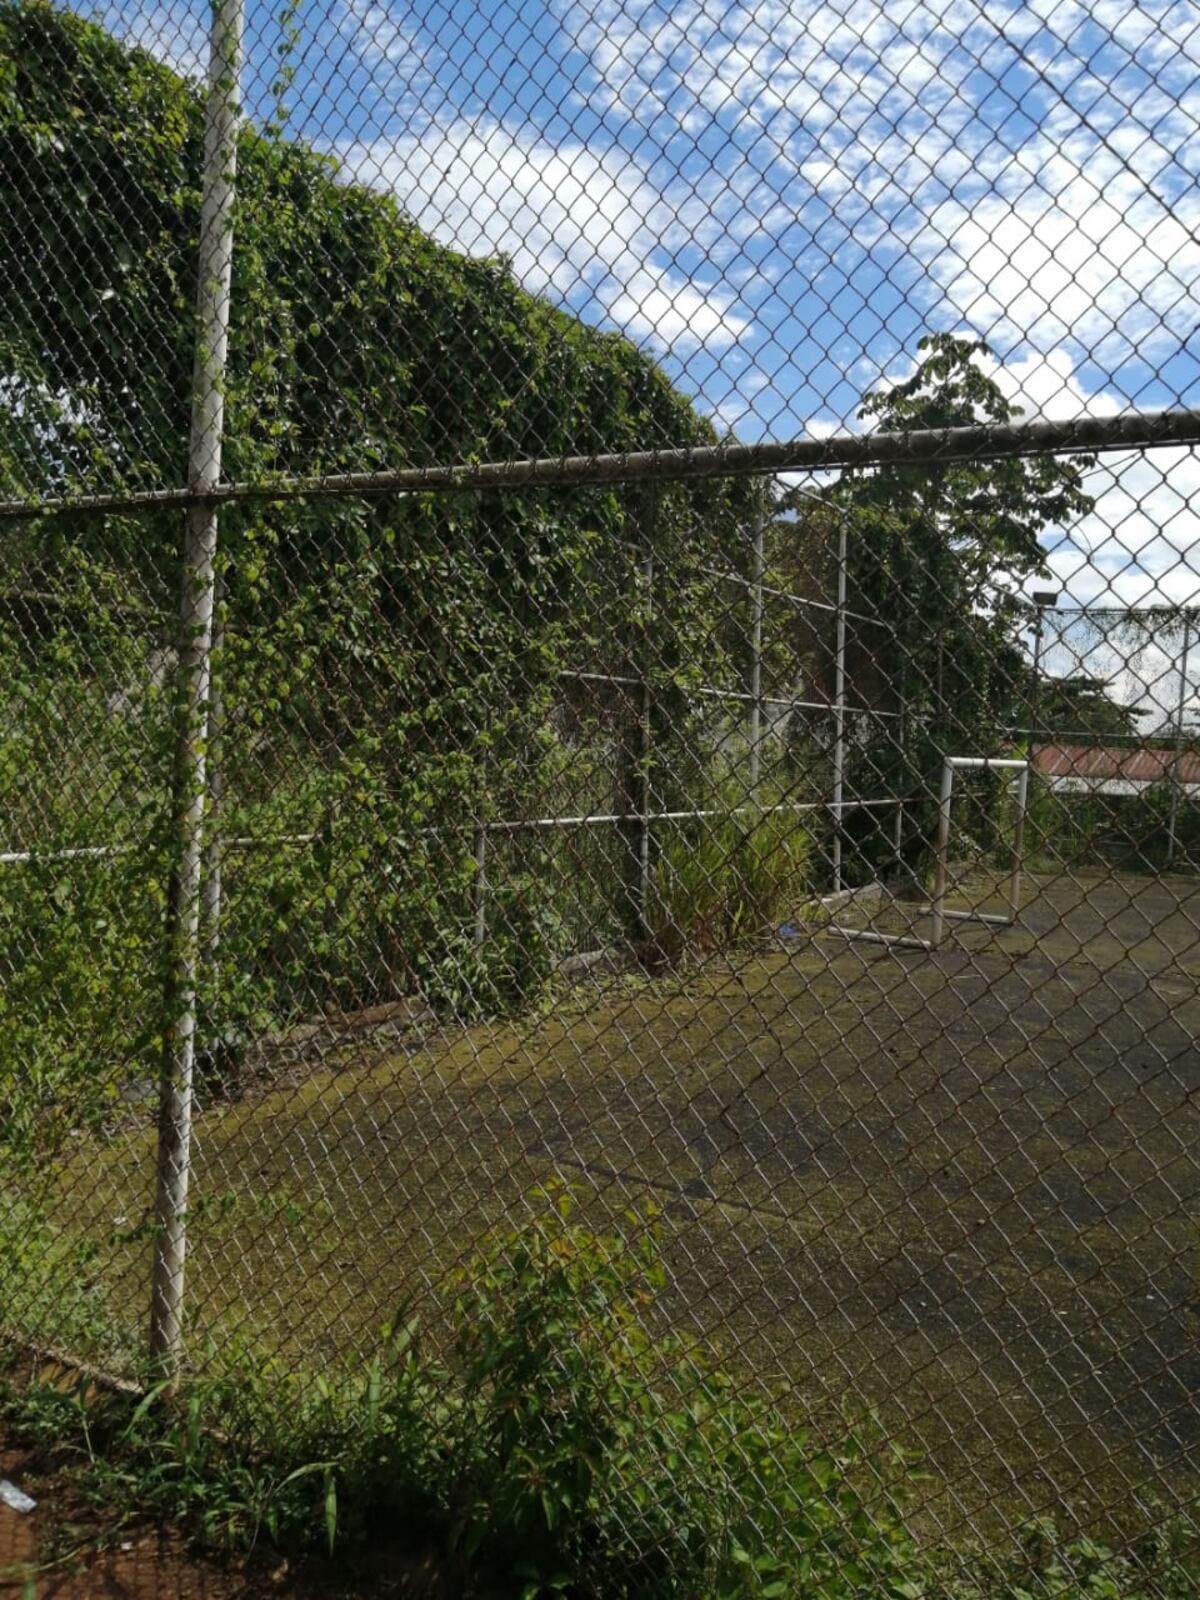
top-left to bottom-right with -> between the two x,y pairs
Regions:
829,755 -> 1031,953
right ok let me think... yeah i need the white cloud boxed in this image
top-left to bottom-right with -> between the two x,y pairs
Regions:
1038,589 -> 1199,727
555,0 -> 1200,407
979,346 -> 1126,423
1052,445 -> 1200,593
565,0 -> 993,138
916,143 -> 1200,371
340,0 -> 421,66
709,368 -> 772,432
104,0 -> 1200,437
331,0 -> 441,113
76,0 -> 1200,478
80,0 -> 206,76
342,123 -> 749,353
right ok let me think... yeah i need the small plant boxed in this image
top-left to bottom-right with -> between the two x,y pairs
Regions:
1025,773 -> 1107,870
929,1515 -> 1200,1600
646,794 -> 809,967
0,1328 -> 442,1556
0,1196 -> 137,1370
444,1185 -> 918,1597
728,799 -> 811,940
646,820 -> 734,965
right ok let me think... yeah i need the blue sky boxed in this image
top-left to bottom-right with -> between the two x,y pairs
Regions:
82,0 -> 1200,679
91,0 -> 1200,438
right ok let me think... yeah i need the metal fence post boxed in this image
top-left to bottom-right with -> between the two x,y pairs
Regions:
1008,764 -> 1031,920
614,489 -> 656,947
149,0 -> 244,1376
473,821 -> 488,949
831,516 -> 848,893
200,593 -> 226,969
1167,613 -> 1192,867
748,509 -> 765,793
893,696 -> 905,867
638,548 -> 654,924
929,758 -> 954,952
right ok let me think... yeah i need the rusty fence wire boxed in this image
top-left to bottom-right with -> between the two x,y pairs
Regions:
3,0 -> 1200,1589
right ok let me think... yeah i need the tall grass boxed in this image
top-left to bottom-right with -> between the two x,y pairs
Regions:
645,787 -> 811,966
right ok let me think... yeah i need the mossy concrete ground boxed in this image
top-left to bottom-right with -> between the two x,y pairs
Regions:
48,869 -> 1200,1543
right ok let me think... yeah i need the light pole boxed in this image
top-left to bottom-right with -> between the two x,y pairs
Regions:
1167,612 -> 1192,868
1017,589 -> 1058,885
1029,589 -> 1060,749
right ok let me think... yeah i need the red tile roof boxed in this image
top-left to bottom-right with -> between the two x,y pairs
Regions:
1033,743 -> 1200,785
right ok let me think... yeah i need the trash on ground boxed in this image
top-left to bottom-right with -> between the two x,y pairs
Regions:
0,1479 -> 36,1514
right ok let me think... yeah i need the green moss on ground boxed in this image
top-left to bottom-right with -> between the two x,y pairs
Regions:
19,871 -> 1200,1544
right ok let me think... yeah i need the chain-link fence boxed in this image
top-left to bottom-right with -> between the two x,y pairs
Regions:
3,0 -> 1200,1588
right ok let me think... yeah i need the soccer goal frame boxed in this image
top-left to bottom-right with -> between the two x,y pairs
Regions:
829,755 -> 1031,953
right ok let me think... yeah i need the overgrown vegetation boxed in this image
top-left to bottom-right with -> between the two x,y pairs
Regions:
0,0 -> 774,1155
926,1520 -> 1200,1600
0,1192 -> 920,1597
0,1197 -> 139,1368
0,9 -> 1143,1157
0,8 -> 1195,1595
2,1192 -> 1195,1598
1025,774 -> 1200,874
645,790 -> 811,967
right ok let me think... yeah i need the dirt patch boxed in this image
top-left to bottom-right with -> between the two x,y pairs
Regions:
0,1438 -> 501,1598
0,1442 -> 247,1599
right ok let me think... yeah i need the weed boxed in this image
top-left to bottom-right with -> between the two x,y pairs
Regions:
929,1515 -> 1200,1600
646,791 -> 810,967
0,1188 -> 920,1595
3,1192 -> 1196,1597
0,1197 -> 138,1372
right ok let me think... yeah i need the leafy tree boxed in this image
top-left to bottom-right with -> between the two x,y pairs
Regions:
771,334 -> 1095,879
1030,671 -> 1147,741
840,334 -> 1093,748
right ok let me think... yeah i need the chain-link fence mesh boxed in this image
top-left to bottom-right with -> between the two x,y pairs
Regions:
3,0 -> 1200,1589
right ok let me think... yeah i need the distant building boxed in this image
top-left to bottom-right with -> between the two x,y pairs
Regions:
1033,742 -> 1200,797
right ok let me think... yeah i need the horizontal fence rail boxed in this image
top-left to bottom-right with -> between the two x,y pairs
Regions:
2,409 -> 1200,523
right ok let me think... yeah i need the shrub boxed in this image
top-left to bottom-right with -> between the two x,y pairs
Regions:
728,798 -> 812,939
646,795 -> 810,966
1024,774 -> 1108,870
0,851 -> 166,1156
445,1189 -> 918,1597
0,1190 -> 920,1597
0,1197 -> 138,1368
